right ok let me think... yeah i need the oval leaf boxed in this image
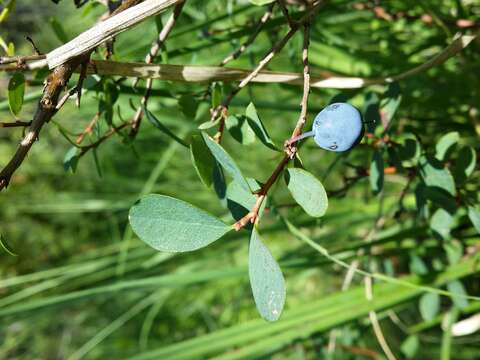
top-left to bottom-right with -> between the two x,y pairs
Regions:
245,103 -> 279,151
419,292 -> 440,321
190,135 -> 215,188
129,194 -> 231,252
249,229 -> 285,322
435,131 -> 459,161
8,72 -> 25,116
202,132 -> 251,192
468,206 -> 480,234
419,155 -> 456,196
370,150 -> 384,194
285,168 -> 328,217
429,208 -> 453,240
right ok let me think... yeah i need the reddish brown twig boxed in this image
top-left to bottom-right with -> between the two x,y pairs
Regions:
76,113 -> 100,144
78,121 -> 133,157
233,17 -> 314,231
219,3 -> 275,67
0,54 -> 45,65
212,1 -> 323,143
277,0 -> 295,28
129,0 -> 186,137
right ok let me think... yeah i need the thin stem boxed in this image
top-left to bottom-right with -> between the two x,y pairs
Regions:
219,3 -> 274,67
129,0 -> 186,137
233,17 -> 314,231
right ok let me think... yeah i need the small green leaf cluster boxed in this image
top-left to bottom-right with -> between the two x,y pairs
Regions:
129,103 -> 328,321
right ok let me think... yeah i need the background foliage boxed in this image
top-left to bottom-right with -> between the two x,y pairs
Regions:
1,0 -> 480,359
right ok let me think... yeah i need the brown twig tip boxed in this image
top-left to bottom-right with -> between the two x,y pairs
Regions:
0,121 -> 33,128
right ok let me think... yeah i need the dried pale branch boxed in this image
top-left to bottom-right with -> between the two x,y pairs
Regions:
2,31 -> 476,89
33,0 -> 184,69
130,0 -> 186,137
365,277 -> 397,360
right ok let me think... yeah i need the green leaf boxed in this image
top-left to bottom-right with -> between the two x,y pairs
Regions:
444,240 -> 463,265
446,280 -> 469,310
285,168 -> 328,217
8,72 -> 25,116
467,206 -> 480,234
364,92 -> 380,133
245,103 -> 279,151
211,82 -> 223,108
178,94 -> 198,119
202,132 -> 251,192
248,0 -> 275,5
213,161 -> 227,206
423,186 -> 457,214
227,178 -> 263,227
419,155 -> 456,196
454,146 -> 476,183
370,150 -> 384,194
409,255 -> 428,276
430,208 -> 453,240
144,107 -> 189,148
419,292 -> 440,321
401,335 -> 419,359
129,194 -> 232,252
226,115 -> 255,145
190,135 -> 215,188
397,134 -> 421,163
0,234 -> 17,257
0,0 -> 16,23
435,131 -> 459,161
63,146 -> 80,173
49,17 -> 69,43
249,229 -> 285,322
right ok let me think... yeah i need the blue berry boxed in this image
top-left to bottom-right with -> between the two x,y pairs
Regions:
312,103 -> 363,152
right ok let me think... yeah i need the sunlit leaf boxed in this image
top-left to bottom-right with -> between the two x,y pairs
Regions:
435,131 -> 459,161
190,135 -> 215,188
202,132 -> 251,192
8,72 -> 25,116
467,206 -> 480,234
285,168 -> 328,217
249,228 -> 285,322
446,280 -> 469,310
63,146 -> 80,173
419,292 -> 440,321
419,155 -> 456,196
430,208 -> 453,240
226,115 -> 255,145
245,103 -> 279,151
129,194 -> 232,252
370,150 -> 384,194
